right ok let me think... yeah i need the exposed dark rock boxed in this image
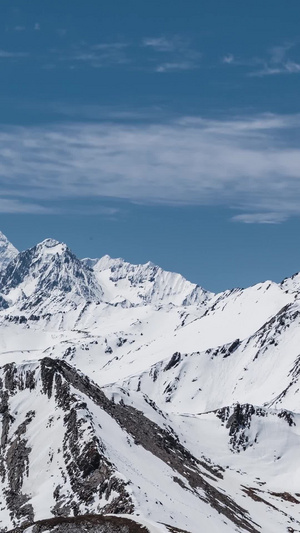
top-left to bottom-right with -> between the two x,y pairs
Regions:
0,406 -> 34,527
164,352 -> 182,371
217,403 -> 296,452
6,514 -> 150,533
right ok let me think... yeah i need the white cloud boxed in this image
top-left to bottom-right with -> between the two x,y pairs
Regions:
223,42 -> 300,77
53,36 -> 200,72
34,23 -> 40,31
250,42 -> 300,76
0,199 -> 52,214
231,213 -> 288,224
222,54 -> 234,64
1,113 -> 300,221
249,61 -> 300,77
269,43 -> 292,64
61,42 -> 130,68
142,35 -> 201,72
0,50 -> 28,58
156,62 -> 196,72
143,37 -> 176,52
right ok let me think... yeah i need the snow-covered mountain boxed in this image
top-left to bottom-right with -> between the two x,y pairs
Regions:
0,232 -> 300,533
0,238 -> 103,314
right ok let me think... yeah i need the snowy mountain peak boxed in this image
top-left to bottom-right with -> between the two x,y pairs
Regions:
95,254 -> 124,271
37,237 -> 65,250
280,271 -> 300,296
0,230 -> 18,271
0,239 -> 103,313
87,254 -> 212,307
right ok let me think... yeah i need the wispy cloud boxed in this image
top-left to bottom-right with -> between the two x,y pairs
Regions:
1,113 -> 300,221
49,103 -> 168,122
143,37 -> 177,52
250,60 -> 300,77
142,35 -> 201,72
156,61 -> 196,72
232,213 -> 288,224
2,34 -> 200,73
60,42 -> 130,68
0,199 -> 52,214
222,54 -> 235,64
269,43 -> 292,64
0,50 -> 28,58
223,41 -> 300,77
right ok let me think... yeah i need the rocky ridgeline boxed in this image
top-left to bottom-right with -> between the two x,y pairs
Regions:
0,358 -> 259,533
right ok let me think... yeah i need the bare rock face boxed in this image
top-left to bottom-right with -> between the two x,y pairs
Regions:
217,403 -> 296,452
0,359 -> 134,531
7,514 -> 150,533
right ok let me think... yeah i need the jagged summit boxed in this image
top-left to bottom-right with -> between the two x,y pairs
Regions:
83,254 -> 212,307
37,237 -> 64,249
0,238 -> 103,313
280,270 -> 300,296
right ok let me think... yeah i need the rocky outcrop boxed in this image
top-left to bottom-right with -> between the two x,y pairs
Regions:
7,514 -> 151,533
217,403 -> 296,452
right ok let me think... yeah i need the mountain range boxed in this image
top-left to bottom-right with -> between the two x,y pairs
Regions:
0,231 -> 299,533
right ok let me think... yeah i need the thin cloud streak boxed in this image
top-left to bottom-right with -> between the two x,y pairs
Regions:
0,114 -> 300,221
143,37 -> 180,52
223,41 -> 300,77
60,42 -> 130,68
156,61 -> 197,72
0,50 -> 28,58
232,213 -> 288,224
0,199 -> 52,214
143,35 -> 201,72
249,61 -> 300,77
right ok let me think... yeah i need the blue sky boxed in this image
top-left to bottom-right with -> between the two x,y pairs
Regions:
1,1 -> 300,291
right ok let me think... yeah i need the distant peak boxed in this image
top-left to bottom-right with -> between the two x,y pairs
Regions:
145,260 -> 157,268
35,238 -> 68,256
39,238 -> 62,248
95,254 -> 124,271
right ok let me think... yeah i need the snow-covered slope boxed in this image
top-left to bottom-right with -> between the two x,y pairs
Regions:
0,231 -> 300,532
